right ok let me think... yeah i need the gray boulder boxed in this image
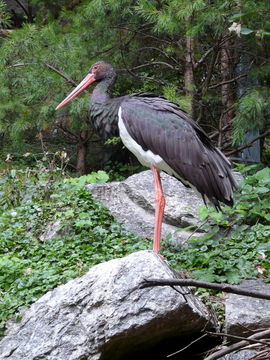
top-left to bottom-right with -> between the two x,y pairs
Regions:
225,279 -> 270,337
0,250 -> 217,360
87,170 -> 206,245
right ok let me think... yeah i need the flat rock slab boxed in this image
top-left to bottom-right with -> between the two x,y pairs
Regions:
0,251 -> 217,360
225,280 -> 270,337
87,170 -> 205,244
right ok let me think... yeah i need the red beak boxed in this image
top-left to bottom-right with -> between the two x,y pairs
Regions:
55,73 -> 96,110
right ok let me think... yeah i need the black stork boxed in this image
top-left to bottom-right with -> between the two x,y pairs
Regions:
56,61 -> 237,254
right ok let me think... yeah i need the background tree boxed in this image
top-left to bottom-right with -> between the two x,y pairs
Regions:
0,0 -> 269,174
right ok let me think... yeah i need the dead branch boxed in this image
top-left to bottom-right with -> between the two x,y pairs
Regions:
167,333 -> 208,358
129,61 -> 176,71
226,129 -> 270,156
209,123 -> 231,140
196,34 -> 235,71
8,62 -> 78,88
204,329 -> 270,360
14,0 -> 30,18
207,331 -> 270,347
201,47 -> 220,91
139,278 -> 270,300
56,123 -> 79,141
44,64 -> 78,87
194,46 -> 215,69
209,73 -> 248,89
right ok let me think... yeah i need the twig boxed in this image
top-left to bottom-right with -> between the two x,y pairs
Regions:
139,278 -> 270,300
8,62 -> 78,88
209,123 -> 231,139
226,129 -> 270,156
56,123 -> 79,141
194,46 -> 216,69
209,73 -> 248,89
44,64 -> 78,87
65,0 -> 82,10
207,331 -> 270,346
129,61 -> 176,71
134,46 -> 179,65
14,0 -> 29,18
204,329 -> 270,360
167,333 -> 208,358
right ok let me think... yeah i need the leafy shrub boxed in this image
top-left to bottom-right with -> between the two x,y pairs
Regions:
164,166 -> 270,284
0,166 -> 149,333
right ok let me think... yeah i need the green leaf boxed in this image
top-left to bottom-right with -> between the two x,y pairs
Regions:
240,27 -> 253,35
229,13 -> 245,21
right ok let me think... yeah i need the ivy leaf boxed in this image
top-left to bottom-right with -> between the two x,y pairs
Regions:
240,27 -> 253,35
229,13 -> 245,21
225,271 -> 242,284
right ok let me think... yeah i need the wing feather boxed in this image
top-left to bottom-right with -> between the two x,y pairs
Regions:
120,95 -> 237,207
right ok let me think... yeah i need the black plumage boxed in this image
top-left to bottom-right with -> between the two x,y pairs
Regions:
87,63 -> 236,209
57,61 -> 237,209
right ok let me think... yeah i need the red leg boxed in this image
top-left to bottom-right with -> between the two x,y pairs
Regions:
151,165 -> 166,253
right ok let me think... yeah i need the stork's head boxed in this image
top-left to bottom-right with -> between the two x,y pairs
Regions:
55,61 -> 115,110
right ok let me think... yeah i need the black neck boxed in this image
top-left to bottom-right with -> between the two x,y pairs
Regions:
89,69 -> 120,139
91,70 -> 117,103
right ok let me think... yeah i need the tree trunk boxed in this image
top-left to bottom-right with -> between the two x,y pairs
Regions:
76,131 -> 89,175
184,35 -> 196,118
219,34 -> 234,147
76,141 -> 88,175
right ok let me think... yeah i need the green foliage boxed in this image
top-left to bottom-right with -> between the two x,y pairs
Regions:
0,1 -> 12,28
233,88 -> 270,144
104,161 -> 145,181
163,85 -> 191,113
0,160 -> 269,333
0,0 -> 269,166
164,166 -> 270,284
0,166 -> 149,333
66,170 -> 109,186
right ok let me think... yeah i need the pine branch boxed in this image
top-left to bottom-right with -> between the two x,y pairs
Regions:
139,278 -> 270,300
8,62 -> 78,87
44,64 -> 77,87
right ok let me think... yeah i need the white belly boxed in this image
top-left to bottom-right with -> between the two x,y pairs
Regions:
118,107 -> 178,177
